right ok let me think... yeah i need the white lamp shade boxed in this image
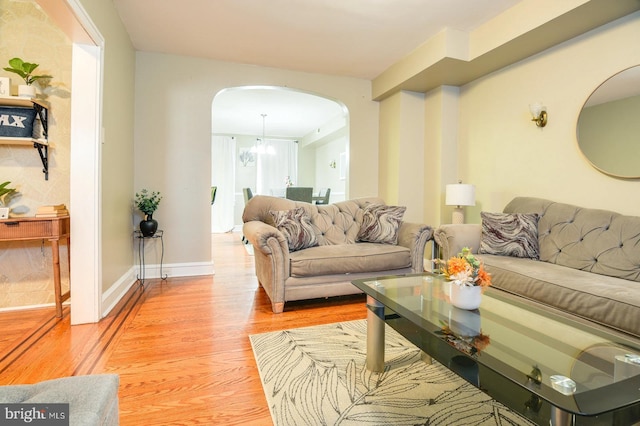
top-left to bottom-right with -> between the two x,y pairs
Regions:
529,102 -> 545,118
445,184 -> 476,206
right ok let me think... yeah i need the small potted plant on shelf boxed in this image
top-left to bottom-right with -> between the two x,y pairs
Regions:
3,57 -> 52,98
0,181 -> 19,219
135,189 -> 162,237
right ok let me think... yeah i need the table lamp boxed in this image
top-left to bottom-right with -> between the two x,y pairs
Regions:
445,182 -> 475,224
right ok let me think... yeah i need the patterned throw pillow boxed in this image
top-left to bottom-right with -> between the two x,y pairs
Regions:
479,212 -> 540,259
270,207 -> 318,252
357,204 -> 406,245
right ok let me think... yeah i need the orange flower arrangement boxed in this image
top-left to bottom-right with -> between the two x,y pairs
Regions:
437,247 -> 492,288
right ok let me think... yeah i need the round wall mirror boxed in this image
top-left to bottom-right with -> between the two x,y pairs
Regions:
577,66 -> 640,179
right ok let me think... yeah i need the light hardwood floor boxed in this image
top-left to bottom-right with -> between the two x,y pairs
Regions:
0,232 -> 367,425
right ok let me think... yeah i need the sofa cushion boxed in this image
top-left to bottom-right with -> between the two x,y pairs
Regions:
357,204 -> 406,244
270,207 -> 318,252
479,212 -> 540,259
481,254 -> 640,338
289,243 -> 411,277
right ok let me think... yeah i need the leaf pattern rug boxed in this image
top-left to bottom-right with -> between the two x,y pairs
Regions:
250,320 -> 536,425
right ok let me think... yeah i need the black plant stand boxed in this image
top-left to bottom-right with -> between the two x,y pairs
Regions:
134,229 -> 168,285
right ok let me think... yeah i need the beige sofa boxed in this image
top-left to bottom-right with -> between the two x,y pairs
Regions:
0,375 -> 119,425
434,197 -> 640,338
242,195 -> 433,313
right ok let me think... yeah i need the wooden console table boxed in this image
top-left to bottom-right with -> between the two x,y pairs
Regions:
0,216 -> 70,317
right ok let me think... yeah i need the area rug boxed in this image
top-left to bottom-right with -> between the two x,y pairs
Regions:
250,320 -> 536,425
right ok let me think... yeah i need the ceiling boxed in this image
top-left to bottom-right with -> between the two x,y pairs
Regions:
212,87 -> 346,138
112,0 -> 524,138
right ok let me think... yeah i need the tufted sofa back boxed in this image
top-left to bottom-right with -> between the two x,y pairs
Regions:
504,197 -> 640,282
242,195 -> 385,245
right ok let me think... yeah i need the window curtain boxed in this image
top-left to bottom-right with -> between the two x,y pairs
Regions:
211,136 -> 236,233
256,139 -> 298,195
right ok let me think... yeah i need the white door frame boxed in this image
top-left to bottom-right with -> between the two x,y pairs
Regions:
38,0 -> 104,324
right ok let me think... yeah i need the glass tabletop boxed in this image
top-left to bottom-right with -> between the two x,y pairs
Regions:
352,273 -> 640,419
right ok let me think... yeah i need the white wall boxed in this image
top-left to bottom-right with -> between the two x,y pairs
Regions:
313,136 -> 348,203
378,90 -> 426,223
456,12 -> 640,221
134,52 -> 379,265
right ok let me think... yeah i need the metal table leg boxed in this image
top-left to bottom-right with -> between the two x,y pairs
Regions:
550,406 -> 575,426
366,295 -> 385,372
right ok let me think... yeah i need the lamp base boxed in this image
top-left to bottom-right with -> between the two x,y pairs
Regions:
452,208 -> 464,224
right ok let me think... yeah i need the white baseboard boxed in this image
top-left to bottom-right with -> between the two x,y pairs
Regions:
102,261 -> 215,317
0,261 -> 216,319
152,261 -> 215,278
101,266 -> 138,318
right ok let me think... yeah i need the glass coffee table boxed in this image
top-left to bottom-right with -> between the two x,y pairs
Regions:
351,273 -> 640,425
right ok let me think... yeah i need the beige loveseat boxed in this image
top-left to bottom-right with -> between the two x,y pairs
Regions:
242,195 -> 433,313
435,197 -> 640,338
0,375 -> 119,425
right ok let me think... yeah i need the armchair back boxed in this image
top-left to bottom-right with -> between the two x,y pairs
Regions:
242,195 -> 384,245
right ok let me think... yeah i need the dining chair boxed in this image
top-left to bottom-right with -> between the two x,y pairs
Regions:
211,186 -> 217,205
314,188 -> 331,205
285,187 -> 313,203
243,187 -> 253,204
241,188 -> 254,244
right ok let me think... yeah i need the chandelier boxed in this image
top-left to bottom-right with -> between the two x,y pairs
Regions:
251,113 -> 275,155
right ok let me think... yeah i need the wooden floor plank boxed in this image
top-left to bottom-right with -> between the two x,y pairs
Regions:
0,232 -> 367,425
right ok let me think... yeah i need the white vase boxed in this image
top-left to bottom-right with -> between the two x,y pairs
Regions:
449,306 -> 481,336
449,281 -> 482,310
18,85 -> 36,98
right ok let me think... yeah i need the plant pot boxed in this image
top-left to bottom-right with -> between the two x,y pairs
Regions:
449,281 -> 482,310
0,207 -> 9,220
140,214 -> 158,237
18,85 -> 36,98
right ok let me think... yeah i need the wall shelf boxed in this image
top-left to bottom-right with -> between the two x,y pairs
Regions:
0,96 -> 50,180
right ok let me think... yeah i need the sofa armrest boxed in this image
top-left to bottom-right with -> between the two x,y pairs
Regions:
434,224 -> 482,260
243,220 -> 288,256
243,220 -> 291,313
397,222 -> 433,273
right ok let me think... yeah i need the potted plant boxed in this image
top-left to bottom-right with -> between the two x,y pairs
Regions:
135,189 -> 162,236
3,57 -> 52,97
436,247 -> 492,310
0,181 -> 19,219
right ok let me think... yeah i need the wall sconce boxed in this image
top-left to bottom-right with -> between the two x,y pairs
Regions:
445,181 -> 476,224
329,160 -> 336,169
529,102 -> 547,127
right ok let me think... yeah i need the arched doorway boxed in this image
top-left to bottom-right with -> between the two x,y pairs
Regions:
211,86 -> 349,232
